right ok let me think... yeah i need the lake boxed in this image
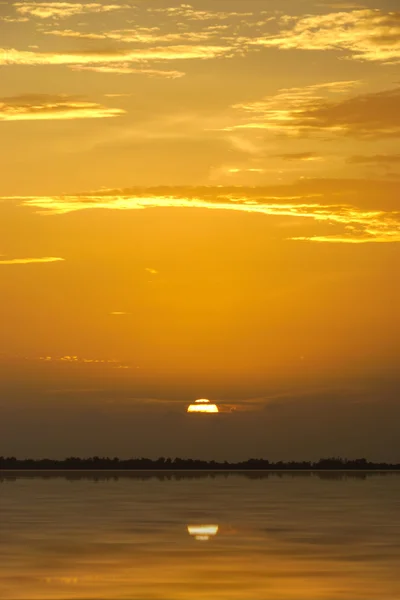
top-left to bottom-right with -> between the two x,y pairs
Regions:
1,472 -> 399,599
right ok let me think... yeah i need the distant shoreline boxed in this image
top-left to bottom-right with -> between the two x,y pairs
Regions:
2,469 -> 400,474
1,468 -> 400,471
1,456 -> 399,472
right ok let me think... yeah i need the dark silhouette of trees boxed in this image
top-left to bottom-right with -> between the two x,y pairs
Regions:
0,456 -> 398,471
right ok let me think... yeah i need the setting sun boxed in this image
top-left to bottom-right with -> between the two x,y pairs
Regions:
187,525 -> 219,541
187,399 -> 219,413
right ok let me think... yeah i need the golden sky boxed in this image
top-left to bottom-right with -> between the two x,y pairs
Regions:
0,0 -> 399,459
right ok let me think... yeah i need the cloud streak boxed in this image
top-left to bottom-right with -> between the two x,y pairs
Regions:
13,2 -> 126,19
227,83 -> 400,138
38,355 -> 129,367
274,152 -> 323,162
0,256 -> 64,265
3,187 -> 399,244
147,6 -> 253,22
0,45 -> 232,69
70,64 -> 185,78
254,9 -> 400,64
0,94 -> 125,121
43,27 -> 229,45
348,154 -> 400,165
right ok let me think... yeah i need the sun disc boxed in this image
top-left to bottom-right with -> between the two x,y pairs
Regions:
187,525 -> 219,541
187,399 -> 219,413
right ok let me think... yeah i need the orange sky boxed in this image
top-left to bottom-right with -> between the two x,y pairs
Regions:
0,0 -> 399,459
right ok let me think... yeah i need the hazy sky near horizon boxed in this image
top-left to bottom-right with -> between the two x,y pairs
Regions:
0,0 -> 399,460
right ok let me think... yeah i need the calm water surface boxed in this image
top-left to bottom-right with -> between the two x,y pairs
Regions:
1,472 -> 399,599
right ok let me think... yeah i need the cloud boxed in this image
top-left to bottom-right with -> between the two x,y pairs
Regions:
0,94 -> 125,121
290,234 -> 397,243
147,6 -> 253,22
110,311 -> 130,315
43,27 -> 227,44
298,87 -> 400,138
104,93 -> 132,98
317,2 -> 366,7
274,152 -> 323,162
38,12 -> 278,60
0,45 -> 231,70
145,268 -> 158,274
13,2 -> 126,19
253,9 -> 400,64
0,15 -> 29,23
38,355 -> 129,367
3,186 -> 399,244
34,26 -> 241,76
227,167 -> 265,174
0,256 -> 64,265
70,64 -> 185,78
348,154 -> 400,165
227,83 -> 400,138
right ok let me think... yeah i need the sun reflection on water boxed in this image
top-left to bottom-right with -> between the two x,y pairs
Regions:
187,524 -> 219,541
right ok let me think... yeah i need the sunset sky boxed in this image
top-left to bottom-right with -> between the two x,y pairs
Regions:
1,0 -> 399,460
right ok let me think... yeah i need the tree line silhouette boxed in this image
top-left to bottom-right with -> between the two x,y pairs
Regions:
1,456 -> 399,470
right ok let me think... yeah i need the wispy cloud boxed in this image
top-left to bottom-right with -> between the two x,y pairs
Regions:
226,83 -> 400,138
0,15 -> 29,23
296,87 -> 400,138
348,154 -> 400,165
227,167 -> 265,174
0,44 -> 230,83
317,2 -> 366,7
0,94 -> 125,121
13,2 -> 127,19
0,256 -> 64,264
146,6 -> 253,22
274,152 -> 324,162
38,355 -> 129,367
70,65 -> 185,78
43,27 -> 228,44
3,187 -> 399,244
0,45 -> 232,69
253,9 -> 400,64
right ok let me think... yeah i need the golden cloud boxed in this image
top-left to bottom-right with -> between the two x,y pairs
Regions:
43,28 -> 227,44
0,45 -> 231,68
253,9 -> 400,64
317,2 -> 365,7
227,167 -> 265,174
147,6 -> 253,21
227,83 -> 400,138
348,154 -> 400,165
0,256 -> 64,265
13,2 -> 126,19
38,355 -> 128,367
3,186 -> 399,244
0,15 -> 29,23
0,94 -> 125,121
274,152 -> 323,162
70,64 -> 185,78
296,87 -> 400,137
